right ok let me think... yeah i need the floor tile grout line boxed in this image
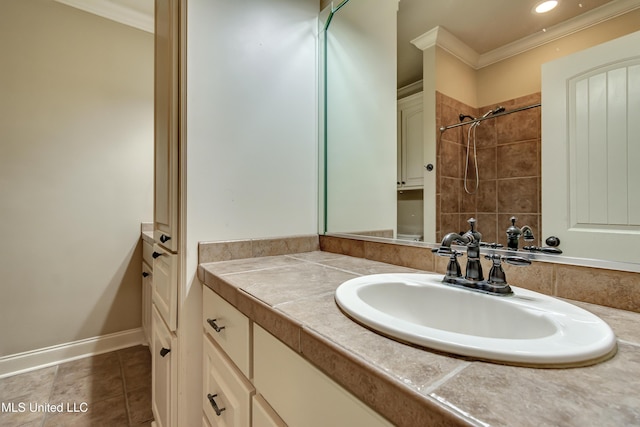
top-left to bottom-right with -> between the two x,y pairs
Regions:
118,350 -> 135,427
40,364 -> 62,427
39,364 -> 59,427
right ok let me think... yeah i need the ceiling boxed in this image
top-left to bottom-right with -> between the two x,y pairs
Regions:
396,0 -> 638,87
55,0 -> 639,89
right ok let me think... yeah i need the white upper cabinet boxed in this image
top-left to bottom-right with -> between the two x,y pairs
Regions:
397,93 -> 424,189
154,0 -> 180,253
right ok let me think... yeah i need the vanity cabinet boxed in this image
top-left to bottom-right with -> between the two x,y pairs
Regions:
397,92 -> 424,189
201,285 -> 392,427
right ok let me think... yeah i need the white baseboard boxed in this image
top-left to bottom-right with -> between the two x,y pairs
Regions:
0,328 -> 145,379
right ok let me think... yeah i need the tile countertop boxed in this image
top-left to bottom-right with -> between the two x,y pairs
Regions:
197,251 -> 640,427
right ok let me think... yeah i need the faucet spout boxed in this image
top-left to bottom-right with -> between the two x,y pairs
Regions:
440,232 -> 469,247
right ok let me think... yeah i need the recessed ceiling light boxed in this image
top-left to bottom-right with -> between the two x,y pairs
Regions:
534,0 -> 559,14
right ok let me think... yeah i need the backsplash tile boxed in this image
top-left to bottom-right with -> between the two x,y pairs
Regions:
199,234 -> 319,264
320,234 -> 640,314
556,265 -> 640,312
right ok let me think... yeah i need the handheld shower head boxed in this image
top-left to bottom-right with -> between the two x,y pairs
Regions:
481,106 -> 506,118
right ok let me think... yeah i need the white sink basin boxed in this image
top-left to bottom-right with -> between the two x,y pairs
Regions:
335,273 -> 617,366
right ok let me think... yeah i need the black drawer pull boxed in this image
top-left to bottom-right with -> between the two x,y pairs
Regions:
207,393 -> 226,416
160,234 -> 171,243
142,272 -> 150,278
160,347 -> 171,357
152,251 -> 162,259
206,318 -> 225,333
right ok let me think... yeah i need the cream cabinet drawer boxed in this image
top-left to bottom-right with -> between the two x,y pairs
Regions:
203,336 -> 254,427
254,325 -> 392,427
143,240 -> 154,266
152,244 -> 178,331
152,306 -> 177,427
202,286 -> 251,377
252,394 -> 287,427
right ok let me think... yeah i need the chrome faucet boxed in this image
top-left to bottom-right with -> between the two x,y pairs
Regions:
506,216 -> 534,250
506,216 -> 563,254
434,218 -> 531,296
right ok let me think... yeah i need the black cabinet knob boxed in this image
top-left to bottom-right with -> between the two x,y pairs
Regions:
160,347 -> 171,357
142,272 -> 150,278
160,234 -> 171,243
152,251 -> 162,259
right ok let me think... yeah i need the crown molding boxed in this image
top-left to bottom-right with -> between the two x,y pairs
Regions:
54,0 -> 154,34
411,26 -> 480,68
411,0 -> 640,70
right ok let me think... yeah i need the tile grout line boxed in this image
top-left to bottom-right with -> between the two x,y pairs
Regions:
118,351 -> 134,427
39,364 -> 59,427
421,361 -> 472,396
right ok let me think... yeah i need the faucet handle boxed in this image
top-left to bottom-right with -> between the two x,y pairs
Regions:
479,242 -> 503,249
465,218 -> 482,242
523,245 -> 563,254
503,256 -> 532,266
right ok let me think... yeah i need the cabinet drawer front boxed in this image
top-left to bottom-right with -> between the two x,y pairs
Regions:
142,263 -> 153,346
202,286 -> 251,377
143,240 -> 154,266
152,306 -> 177,427
152,244 -> 178,331
202,336 -> 254,427
254,325 -> 392,427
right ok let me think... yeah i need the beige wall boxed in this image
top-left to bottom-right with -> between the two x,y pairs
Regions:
435,9 -> 640,107
436,46 -> 477,107
0,1 -> 154,356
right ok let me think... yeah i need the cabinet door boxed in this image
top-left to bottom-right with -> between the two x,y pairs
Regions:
398,94 -> 424,189
152,306 -> 177,427
254,325 -> 392,427
202,286 -> 250,377
142,262 -> 153,346
202,336 -> 254,427
154,0 -> 180,253
252,395 -> 286,427
152,244 -> 178,331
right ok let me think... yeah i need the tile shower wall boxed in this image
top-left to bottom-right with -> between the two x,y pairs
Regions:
436,92 -> 542,246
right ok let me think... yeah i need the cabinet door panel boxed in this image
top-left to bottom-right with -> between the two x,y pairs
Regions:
152,306 -> 177,427
202,286 -> 250,377
398,93 -> 424,189
154,0 -> 179,252
142,261 -> 153,346
254,325 -> 392,427
202,336 -> 254,427
152,244 -> 178,331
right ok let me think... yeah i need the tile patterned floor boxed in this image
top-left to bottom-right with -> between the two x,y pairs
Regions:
0,345 -> 153,427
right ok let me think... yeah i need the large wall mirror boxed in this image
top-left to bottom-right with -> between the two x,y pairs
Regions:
320,0 -> 640,270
